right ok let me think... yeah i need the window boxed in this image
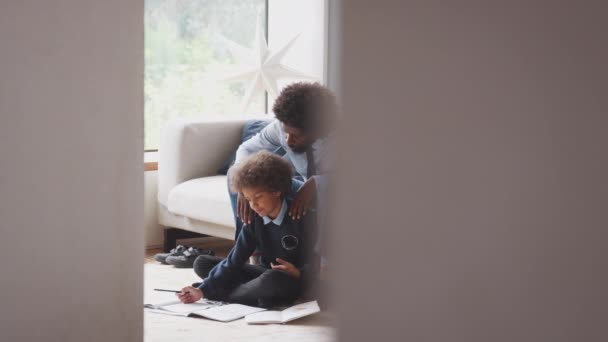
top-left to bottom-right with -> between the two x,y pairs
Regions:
144,0 -> 327,151
145,0 -> 267,150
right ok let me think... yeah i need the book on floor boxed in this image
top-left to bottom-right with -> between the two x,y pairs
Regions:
245,301 -> 320,324
145,299 -> 222,315
145,300 -> 267,322
195,303 -> 267,322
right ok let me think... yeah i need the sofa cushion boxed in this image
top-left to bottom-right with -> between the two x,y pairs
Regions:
216,119 -> 272,175
167,175 -> 234,227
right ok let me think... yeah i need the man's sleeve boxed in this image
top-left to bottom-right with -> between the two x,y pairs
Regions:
235,120 -> 283,163
199,224 -> 257,299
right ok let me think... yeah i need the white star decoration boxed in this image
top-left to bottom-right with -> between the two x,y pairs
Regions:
220,14 -> 318,111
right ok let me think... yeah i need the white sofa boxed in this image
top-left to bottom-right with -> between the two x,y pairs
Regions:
157,116 -> 265,251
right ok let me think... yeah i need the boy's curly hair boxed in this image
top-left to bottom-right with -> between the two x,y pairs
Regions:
272,82 -> 337,133
229,151 -> 293,194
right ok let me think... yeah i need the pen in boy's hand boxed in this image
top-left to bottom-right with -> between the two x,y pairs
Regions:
154,288 -> 182,293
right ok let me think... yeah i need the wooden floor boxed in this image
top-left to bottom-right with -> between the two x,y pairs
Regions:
145,236 -> 235,264
144,236 -> 336,341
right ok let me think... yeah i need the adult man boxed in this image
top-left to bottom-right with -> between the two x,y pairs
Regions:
228,82 -> 336,243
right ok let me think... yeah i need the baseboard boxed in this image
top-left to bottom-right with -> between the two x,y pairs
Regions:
145,244 -> 163,250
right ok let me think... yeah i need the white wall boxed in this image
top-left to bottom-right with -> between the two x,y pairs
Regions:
268,0 -> 327,106
145,171 -> 164,247
0,1 -> 143,341
332,1 -> 608,341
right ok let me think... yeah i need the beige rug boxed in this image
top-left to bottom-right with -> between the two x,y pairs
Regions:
144,263 -> 336,342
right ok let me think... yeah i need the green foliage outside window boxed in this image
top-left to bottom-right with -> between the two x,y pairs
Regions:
145,0 -> 267,150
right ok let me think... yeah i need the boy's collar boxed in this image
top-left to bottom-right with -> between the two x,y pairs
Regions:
262,199 -> 288,226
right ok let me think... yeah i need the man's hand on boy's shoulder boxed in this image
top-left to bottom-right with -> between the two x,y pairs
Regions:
271,258 -> 301,279
289,178 -> 316,220
176,286 -> 203,303
237,192 -> 254,224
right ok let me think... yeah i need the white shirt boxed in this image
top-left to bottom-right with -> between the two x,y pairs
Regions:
262,199 -> 288,226
235,119 -> 331,189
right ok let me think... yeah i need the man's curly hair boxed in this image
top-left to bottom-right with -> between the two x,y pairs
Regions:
229,151 -> 293,194
272,82 -> 337,133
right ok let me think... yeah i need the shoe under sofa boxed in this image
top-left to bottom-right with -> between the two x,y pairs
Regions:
157,116 -> 269,252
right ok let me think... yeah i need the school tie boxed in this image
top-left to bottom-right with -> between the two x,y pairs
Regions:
306,147 -> 317,178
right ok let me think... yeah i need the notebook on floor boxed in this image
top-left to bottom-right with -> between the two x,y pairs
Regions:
145,299 -> 221,315
245,301 -> 320,324
145,300 -> 266,322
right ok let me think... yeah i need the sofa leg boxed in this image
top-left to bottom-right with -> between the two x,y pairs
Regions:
163,228 -> 178,253
163,228 -> 208,252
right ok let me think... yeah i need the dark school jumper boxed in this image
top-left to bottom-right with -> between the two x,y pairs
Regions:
194,199 -> 319,308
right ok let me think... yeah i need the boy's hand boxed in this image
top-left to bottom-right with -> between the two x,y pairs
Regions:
176,286 -> 203,303
271,258 -> 301,279
289,178 -> 316,220
237,192 -> 254,224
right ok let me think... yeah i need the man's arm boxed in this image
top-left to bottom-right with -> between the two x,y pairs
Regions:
288,173 -> 331,220
288,177 -> 316,220
289,136 -> 332,220
235,120 -> 283,163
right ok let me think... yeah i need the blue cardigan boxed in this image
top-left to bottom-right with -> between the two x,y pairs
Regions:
199,200 -> 318,299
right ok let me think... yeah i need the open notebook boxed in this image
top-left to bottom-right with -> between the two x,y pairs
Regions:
145,300 -> 266,322
145,299 -> 221,315
245,301 -> 320,324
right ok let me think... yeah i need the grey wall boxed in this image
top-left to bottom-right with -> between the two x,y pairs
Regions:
0,1 -> 143,341
332,1 -> 607,341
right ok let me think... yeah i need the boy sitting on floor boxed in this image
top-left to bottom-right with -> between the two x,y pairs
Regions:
177,151 -> 319,308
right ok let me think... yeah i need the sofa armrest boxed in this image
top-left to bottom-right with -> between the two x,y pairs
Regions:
157,116 -> 253,208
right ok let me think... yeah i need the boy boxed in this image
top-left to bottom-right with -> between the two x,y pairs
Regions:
177,151 -> 319,308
